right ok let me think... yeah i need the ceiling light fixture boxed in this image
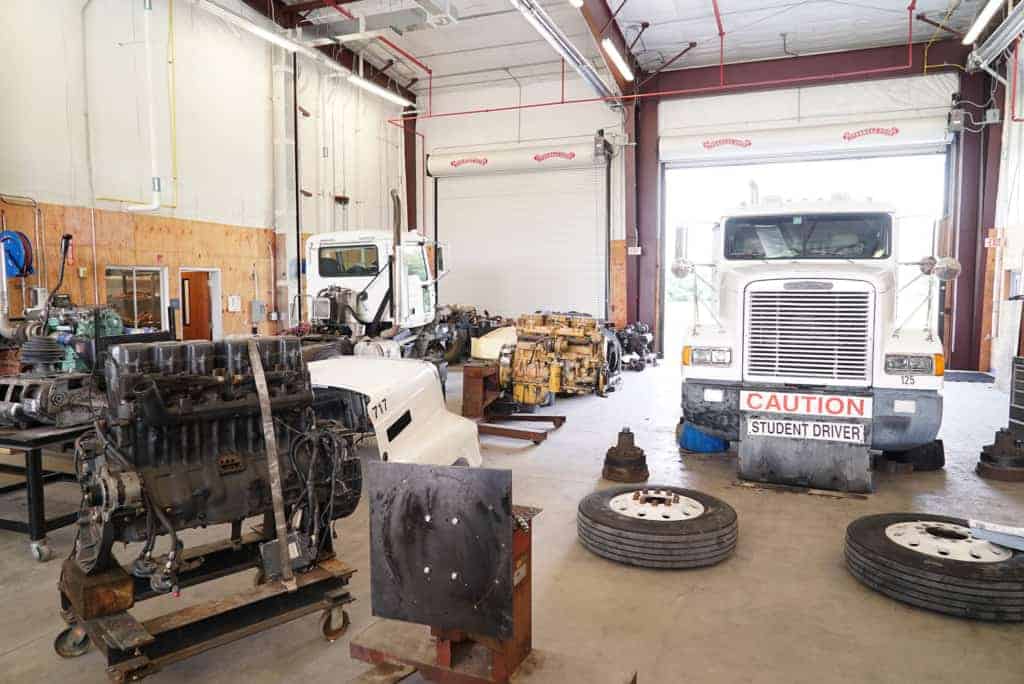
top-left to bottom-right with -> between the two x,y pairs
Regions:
601,37 -> 634,81
568,0 -> 584,7
962,0 -> 1003,45
348,74 -> 415,108
193,0 -> 319,58
195,0 -> 413,107
509,0 -> 617,102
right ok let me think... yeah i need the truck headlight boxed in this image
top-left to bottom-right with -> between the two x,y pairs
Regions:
885,353 -> 944,376
682,346 -> 732,367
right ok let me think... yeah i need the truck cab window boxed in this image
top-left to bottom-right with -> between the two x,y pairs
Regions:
403,245 -> 429,282
318,245 -> 379,277
724,213 -> 891,260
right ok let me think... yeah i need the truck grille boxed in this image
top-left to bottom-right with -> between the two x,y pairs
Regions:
745,287 -> 873,385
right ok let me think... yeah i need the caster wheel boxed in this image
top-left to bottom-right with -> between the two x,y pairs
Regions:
54,625 -> 91,658
320,606 -> 350,642
30,540 -> 53,562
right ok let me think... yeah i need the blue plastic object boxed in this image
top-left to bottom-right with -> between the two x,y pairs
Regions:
0,230 -> 33,277
679,422 -> 727,453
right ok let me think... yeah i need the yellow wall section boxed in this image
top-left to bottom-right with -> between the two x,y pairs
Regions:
0,202 -> 276,336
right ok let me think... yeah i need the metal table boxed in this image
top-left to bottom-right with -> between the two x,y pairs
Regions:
0,424 -> 90,561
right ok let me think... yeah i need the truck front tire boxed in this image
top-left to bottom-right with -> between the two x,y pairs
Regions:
886,439 -> 945,472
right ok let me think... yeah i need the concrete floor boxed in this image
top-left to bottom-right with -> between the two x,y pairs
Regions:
1,365 -> 1023,683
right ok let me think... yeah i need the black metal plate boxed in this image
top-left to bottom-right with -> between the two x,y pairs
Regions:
367,461 -> 513,639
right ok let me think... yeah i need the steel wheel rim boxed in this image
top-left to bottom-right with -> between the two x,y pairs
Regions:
884,521 -> 1011,563
607,488 -> 705,521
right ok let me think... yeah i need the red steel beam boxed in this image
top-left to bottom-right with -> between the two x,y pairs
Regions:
579,0 -> 637,95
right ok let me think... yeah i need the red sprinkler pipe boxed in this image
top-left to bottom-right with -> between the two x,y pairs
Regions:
387,1 -> 921,126
711,0 -> 725,85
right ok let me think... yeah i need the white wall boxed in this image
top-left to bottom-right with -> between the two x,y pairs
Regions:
0,0 -> 403,232
417,74 -> 628,242
989,49 -> 1024,389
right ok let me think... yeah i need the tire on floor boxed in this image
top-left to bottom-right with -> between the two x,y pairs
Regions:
844,512 -> 1024,622
576,486 -> 738,569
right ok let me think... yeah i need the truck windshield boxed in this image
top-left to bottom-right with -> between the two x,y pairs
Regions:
318,244 -> 379,277
724,213 -> 891,260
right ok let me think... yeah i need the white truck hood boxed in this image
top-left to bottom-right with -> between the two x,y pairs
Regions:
308,356 -> 482,468
719,261 -> 896,294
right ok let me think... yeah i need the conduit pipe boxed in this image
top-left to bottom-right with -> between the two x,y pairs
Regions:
126,0 -> 162,213
388,1 -> 920,125
1012,39 -> 1024,122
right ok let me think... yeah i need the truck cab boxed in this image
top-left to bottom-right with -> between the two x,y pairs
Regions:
306,230 -> 441,336
675,202 -> 958,492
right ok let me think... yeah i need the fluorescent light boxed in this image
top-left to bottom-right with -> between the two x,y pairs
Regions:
963,0 -> 1003,45
509,0 -> 616,101
601,37 -> 634,82
348,74 -> 414,107
568,0 -> 584,7
195,0 -> 307,52
970,1 -> 1024,70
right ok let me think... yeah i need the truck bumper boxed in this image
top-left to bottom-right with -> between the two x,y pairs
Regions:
681,381 -> 941,452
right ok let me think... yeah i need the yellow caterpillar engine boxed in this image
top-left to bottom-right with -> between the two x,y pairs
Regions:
500,312 -> 621,407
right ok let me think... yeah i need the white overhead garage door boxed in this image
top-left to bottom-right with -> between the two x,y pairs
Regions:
429,143 -> 608,318
659,73 -> 959,165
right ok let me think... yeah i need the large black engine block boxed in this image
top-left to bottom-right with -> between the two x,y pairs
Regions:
72,336 -> 361,590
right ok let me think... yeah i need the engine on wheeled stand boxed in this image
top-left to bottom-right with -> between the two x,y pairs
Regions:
55,336 -> 362,680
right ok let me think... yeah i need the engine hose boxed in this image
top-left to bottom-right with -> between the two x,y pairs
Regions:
44,234 -> 73,320
147,491 -> 180,573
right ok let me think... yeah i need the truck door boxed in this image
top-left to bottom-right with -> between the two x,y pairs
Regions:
400,245 -> 434,328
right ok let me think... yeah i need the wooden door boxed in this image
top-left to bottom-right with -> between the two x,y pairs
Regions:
181,272 -> 213,340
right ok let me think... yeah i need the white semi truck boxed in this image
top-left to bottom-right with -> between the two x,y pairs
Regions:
674,202 -> 960,492
301,231 -> 483,468
305,229 -> 445,357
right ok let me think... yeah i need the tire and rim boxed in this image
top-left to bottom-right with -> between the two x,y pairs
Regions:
845,513 -> 1024,622
577,486 -> 738,569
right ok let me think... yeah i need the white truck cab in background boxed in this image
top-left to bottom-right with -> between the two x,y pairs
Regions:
675,202 -> 960,492
305,230 -> 443,342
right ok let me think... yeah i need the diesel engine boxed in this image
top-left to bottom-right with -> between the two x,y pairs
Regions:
71,336 -> 361,592
503,312 -> 621,406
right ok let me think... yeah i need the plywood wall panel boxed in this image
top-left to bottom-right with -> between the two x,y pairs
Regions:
0,202 -> 276,336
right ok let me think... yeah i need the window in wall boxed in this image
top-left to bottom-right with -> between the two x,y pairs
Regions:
105,267 -> 167,330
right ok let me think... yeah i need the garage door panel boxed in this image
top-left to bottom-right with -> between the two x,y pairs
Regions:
437,167 -> 606,317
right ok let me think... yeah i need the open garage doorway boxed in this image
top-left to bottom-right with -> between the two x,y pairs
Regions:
662,154 -> 949,360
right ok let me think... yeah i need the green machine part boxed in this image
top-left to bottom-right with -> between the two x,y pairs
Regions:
58,308 -> 125,372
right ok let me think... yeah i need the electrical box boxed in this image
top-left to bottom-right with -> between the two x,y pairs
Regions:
949,109 -> 966,133
227,295 -> 242,313
986,108 -> 1002,125
627,246 -> 643,256
251,300 -> 267,324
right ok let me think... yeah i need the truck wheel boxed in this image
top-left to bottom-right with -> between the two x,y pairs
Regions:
577,486 -> 737,569
845,513 -> 1024,621
887,440 -> 945,472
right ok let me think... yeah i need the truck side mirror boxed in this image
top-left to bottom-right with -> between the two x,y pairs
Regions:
671,258 -> 695,279
434,243 -> 451,281
920,256 -> 961,282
